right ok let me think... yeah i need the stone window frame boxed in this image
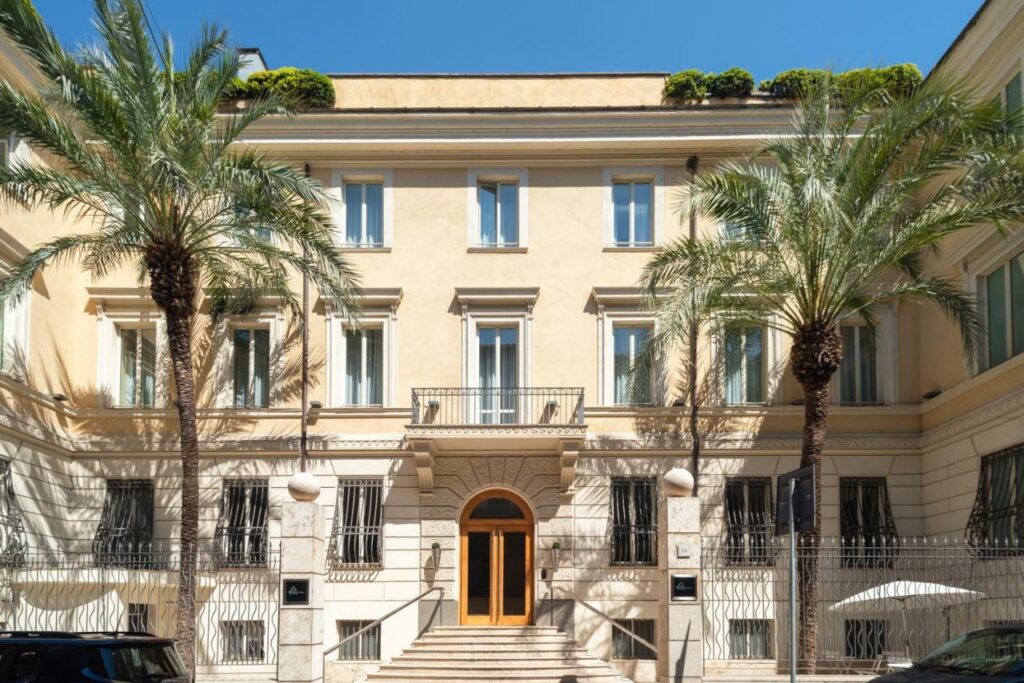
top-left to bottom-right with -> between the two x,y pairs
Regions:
330,168 -> 394,251
602,166 -> 664,250
466,168 -> 529,251
211,307 -> 285,409
324,289 -> 401,409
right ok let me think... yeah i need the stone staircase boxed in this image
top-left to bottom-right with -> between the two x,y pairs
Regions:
366,625 -> 632,682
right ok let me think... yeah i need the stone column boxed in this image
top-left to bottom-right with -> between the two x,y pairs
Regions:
657,468 -> 703,683
277,497 -> 326,683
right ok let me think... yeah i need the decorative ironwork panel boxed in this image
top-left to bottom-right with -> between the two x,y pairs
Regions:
411,387 -> 585,426
0,460 -> 25,567
967,442 -> 1024,553
214,479 -> 269,568
724,477 -> 775,567
327,478 -> 384,569
610,477 -> 657,566
92,479 -> 155,568
839,477 -> 899,567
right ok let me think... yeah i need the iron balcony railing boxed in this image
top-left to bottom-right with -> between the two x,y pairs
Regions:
411,387 -> 584,426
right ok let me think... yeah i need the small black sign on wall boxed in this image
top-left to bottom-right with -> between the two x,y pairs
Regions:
670,574 -> 697,601
283,579 -> 310,606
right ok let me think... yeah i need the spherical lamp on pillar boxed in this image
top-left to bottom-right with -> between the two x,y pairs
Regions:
288,470 -> 321,502
664,468 -> 695,497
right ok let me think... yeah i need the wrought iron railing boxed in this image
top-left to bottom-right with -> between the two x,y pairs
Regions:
411,387 -> 584,426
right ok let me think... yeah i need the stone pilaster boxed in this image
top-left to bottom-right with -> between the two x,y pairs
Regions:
277,501 -> 325,683
657,487 -> 703,683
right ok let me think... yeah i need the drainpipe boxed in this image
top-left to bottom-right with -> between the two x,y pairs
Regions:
300,163 -> 311,473
686,155 -> 700,497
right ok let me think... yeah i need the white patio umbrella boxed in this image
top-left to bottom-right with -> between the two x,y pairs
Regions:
829,580 -> 984,659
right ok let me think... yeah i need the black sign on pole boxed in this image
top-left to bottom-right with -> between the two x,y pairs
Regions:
774,465 -> 815,536
283,578 -> 310,606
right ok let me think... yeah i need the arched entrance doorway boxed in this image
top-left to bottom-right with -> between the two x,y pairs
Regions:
459,489 -> 534,625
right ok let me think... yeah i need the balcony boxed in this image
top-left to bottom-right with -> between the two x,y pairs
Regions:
411,387 -> 585,426
407,388 -> 588,494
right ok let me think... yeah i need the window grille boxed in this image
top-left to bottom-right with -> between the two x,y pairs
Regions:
0,460 -> 24,567
839,478 -> 898,567
967,443 -> 1024,552
337,620 -> 380,660
844,619 -> 887,660
93,480 -> 154,568
328,479 -> 384,568
610,477 -> 657,566
729,619 -> 772,659
214,479 -> 269,568
128,603 -> 150,633
611,618 -> 656,660
724,477 -> 774,566
221,621 -> 265,663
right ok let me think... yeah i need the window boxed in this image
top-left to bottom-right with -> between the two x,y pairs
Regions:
845,619 -> 886,660
232,327 -> 270,407
611,618 -> 656,660
477,326 -> 519,424
984,250 -> 1024,369
232,204 -> 272,244
722,220 -> 749,241
328,478 -> 384,568
344,327 -> 383,406
118,327 -> 157,407
613,325 -> 652,405
221,621 -> 265,663
215,479 -> 269,568
724,478 -> 773,566
93,480 -> 154,567
0,460 -> 24,567
477,181 -> 518,247
612,180 -> 652,247
839,478 -> 898,567
1005,72 -> 1022,124
337,621 -> 380,661
838,324 -> 877,404
729,619 -> 772,659
967,443 -> 1024,550
724,325 -> 764,404
0,134 -> 9,168
343,182 -> 384,247
128,603 -> 150,633
610,477 -> 657,566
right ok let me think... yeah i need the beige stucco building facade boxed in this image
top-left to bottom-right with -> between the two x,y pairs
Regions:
0,1 -> 1021,682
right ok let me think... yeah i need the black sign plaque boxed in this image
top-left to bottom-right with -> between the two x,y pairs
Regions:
670,574 -> 697,601
774,464 -> 816,536
283,578 -> 310,606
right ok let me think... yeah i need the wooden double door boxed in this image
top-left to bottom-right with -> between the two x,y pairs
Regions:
459,492 -> 534,625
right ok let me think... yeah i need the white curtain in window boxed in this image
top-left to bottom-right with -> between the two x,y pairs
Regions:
252,329 -> 269,407
344,183 -> 363,244
744,326 -> 763,403
365,183 -> 383,245
633,182 -> 651,245
365,328 -> 382,405
479,184 -> 497,244
120,328 -> 138,406
612,183 -> 631,245
724,327 -> 743,404
498,183 -> 518,245
233,329 -> 250,407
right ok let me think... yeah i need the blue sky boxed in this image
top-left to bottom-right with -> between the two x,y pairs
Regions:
31,0 -> 982,78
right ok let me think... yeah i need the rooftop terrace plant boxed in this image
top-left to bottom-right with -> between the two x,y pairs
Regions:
225,66 -> 335,109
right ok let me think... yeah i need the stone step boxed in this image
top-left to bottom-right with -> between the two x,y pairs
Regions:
413,634 -> 572,645
398,649 -> 594,660
382,657 -> 615,670
369,672 -> 628,682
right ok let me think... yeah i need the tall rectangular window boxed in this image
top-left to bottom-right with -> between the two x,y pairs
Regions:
611,618 -> 656,660
967,443 -> 1024,550
221,621 -> 265,663
1005,72 -> 1022,121
93,480 -> 154,567
344,182 -> 383,247
216,479 -> 269,568
610,477 -> 657,566
724,325 -> 764,404
233,327 -> 270,408
724,478 -> 773,566
328,478 -> 384,568
0,134 -> 9,168
612,180 -> 652,247
478,181 -> 518,247
478,326 -> 518,424
729,619 -> 772,659
845,619 -> 886,660
613,325 -> 652,405
344,328 -> 383,406
985,251 -> 1024,369
840,478 -> 898,567
337,621 -> 380,661
118,327 -> 157,407
839,324 -> 877,404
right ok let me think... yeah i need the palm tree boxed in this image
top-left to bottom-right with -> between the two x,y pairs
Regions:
0,0 -> 358,673
641,77 -> 1024,671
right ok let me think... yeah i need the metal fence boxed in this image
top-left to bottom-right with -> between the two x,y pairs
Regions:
702,536 -> 1024,674
411,387 -> 585,425
0,546 -> 280,668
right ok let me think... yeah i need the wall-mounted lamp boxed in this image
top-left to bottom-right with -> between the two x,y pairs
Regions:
550,541 -> 562,569
430,542 -> 442,570
50,393 -> 68,403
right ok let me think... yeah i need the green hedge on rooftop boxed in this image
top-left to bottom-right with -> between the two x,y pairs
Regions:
223,67 -> 335,110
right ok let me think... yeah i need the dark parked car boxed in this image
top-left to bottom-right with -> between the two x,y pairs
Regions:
873,624 -> 1024,682
0,632 -> 187,682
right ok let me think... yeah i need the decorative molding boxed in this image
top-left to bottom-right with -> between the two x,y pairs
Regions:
409,440 -> 436,494
405,424 -> 588,439
920,387 -> 1024,450
318,287 -> 403,311
558,440 -> 582,493
454,287 -> 540,308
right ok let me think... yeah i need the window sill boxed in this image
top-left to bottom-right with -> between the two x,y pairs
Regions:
338,246 -> 391,253
468,246 -> 527,253
603,245 -> 658,253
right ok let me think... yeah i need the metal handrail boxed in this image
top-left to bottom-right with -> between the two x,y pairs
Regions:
323,586 -> 444,658
576,598 -> 658,656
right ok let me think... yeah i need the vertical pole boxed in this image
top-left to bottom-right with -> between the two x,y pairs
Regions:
685,155 -> 700,497
300,164 -> 311,473
789,478 -> 797,683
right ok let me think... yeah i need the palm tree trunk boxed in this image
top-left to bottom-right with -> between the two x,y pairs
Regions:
146,242 -> 200,678
791,321 -> 843,674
